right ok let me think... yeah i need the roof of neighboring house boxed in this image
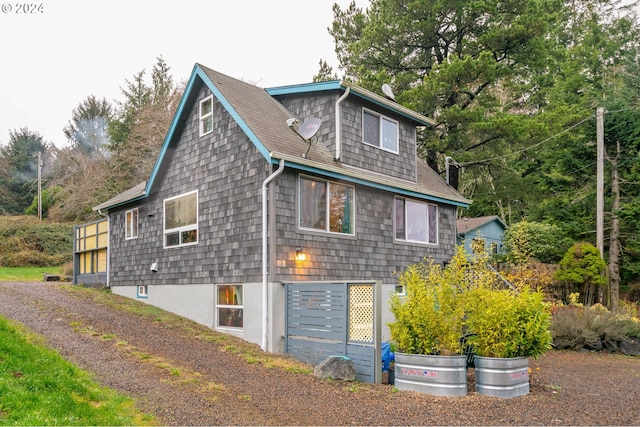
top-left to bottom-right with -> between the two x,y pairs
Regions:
94,63 -> 470,211
456,215 -> 507,234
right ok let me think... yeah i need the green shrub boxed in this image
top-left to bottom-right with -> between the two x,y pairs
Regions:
390,245 -> 553,359
464,286 -> 553,359
389,247 -> 471,355
550,303 -> 640,351
502,220 -> 572,264
0,216 -> 73,267
24,186 -> 62,218
554,242 -> 607,305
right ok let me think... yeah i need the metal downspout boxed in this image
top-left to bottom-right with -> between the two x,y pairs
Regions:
334,87 -> 350,161
261,159 -> 285,351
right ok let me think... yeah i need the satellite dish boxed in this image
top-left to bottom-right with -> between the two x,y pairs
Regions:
382,83 -> 396,101
297,118 -> 322,140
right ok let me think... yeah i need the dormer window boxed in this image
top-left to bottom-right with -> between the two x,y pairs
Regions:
363,109 -> 398,153
199,95 -> 213,136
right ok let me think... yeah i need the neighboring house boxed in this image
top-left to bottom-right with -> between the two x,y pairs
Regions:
456,215 -> 507,256
91,63 -> 470,382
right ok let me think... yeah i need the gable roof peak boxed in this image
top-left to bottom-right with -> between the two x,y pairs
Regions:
93,63 -> 470,212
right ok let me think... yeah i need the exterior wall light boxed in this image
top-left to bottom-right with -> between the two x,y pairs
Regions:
295,247 -> 306,262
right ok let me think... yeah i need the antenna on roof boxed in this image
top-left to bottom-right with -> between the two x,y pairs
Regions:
382,83 -> 396,101
287,117 -> 322,159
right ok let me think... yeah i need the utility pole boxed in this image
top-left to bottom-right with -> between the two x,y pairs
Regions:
37,151 -> 42,221
596,107 -> 604,259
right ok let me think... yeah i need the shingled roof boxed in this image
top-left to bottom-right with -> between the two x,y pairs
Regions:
456,216 -> 506,234
94,63 -> 470,211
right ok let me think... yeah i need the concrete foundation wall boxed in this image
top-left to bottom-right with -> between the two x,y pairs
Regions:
111,281 -> 288,353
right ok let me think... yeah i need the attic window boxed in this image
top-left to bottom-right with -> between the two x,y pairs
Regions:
199,95 -> 213,136
363,109 -> 398,153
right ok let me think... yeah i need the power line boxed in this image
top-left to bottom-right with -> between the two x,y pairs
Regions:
459,114 -> 595,166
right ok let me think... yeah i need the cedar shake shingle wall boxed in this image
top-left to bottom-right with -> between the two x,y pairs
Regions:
273,170 -> 457,283
276,94 -> 417,182
339,99 -> 417,182
277,93 -> 337,156
108,85 -> 270,287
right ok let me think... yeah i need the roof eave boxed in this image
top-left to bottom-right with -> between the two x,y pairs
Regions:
268,152 -> 470,208
92,194 -> 146,212
266,81 -> 436,127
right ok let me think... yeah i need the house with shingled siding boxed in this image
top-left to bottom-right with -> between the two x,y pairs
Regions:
91,63 -> 470,382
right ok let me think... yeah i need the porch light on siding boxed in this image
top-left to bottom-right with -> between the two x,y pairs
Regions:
295,247 -> 306,262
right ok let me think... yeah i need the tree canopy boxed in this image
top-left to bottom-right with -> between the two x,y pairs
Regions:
328,0 -> 640,291
0,128 -> 48,214
45,56 -> 183,222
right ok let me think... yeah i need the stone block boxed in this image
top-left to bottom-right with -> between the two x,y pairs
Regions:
620,337 -> 640,356
313,355 -> 356,381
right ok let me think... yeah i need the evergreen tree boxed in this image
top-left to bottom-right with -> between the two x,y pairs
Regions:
107,56 -> 182,192
328,0 -> 640,291
63,95 -> 113,158
313,59 -> 339,82
0,128 -> 48,214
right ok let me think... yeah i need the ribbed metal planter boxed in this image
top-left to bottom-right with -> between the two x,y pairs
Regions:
394,353 -> 467,396
474,355 -> 530,398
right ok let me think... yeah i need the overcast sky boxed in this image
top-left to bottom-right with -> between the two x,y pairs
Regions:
0,0 -> 368,148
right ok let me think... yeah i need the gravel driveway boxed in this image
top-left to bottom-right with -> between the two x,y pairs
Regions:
0,281 -> 638,426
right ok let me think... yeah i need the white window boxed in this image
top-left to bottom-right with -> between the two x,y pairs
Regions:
125,208 -> 138,240
395,197 -> 438,244
363,109 -> 398,153
137,285 -> 148,298
216,285 -> 243,329
199,95 -> 213,136
164,190 -> 198,248
299,175 -> 354,235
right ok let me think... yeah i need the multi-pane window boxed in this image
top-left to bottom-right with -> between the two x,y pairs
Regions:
199,95 -> 213,136
299,175 -> 354,235
217,285 -> 243,329
125,208 -> 138,240
75,219 -> 108,275
164,190 -> 198,248
363,109 -> 398,153
395,197 -> 438,244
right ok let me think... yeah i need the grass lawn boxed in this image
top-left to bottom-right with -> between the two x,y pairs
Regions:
0,315 -> 156,426
0,266 -> 66,282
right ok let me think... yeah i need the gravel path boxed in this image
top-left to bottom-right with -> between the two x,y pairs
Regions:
0,281 -> 639,426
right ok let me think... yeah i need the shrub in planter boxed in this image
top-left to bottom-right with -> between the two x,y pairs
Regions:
389,247 -> 473,355
464,285 -> 552,359
389,247 -> 476,396
464,285 -> 552,398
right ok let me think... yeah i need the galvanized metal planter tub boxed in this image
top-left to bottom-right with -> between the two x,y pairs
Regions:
394,353 -> 467,396
474,355 -> 530,398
